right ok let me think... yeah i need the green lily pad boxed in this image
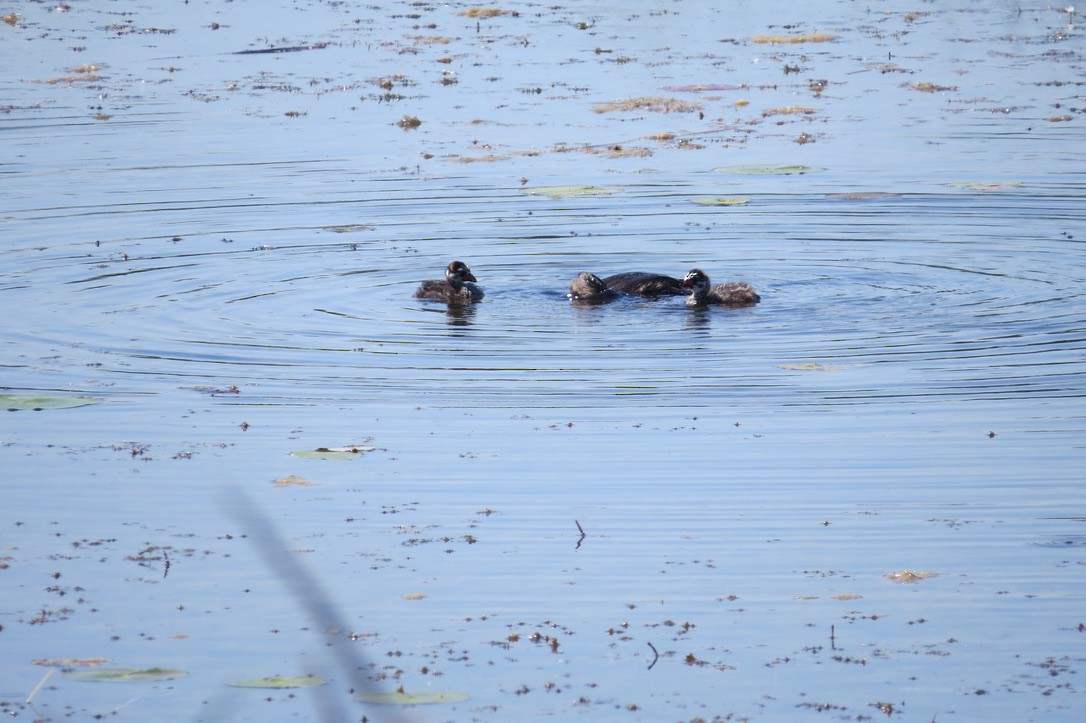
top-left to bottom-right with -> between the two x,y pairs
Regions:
691,196 -> 750,206
354,687 -> 470,705
520,185 -> 620,199
712,164 -> 821,175
64,667 -> 188,683
291,445 -> 375,461
2,394 -> 103,411
229,675 -> 327,688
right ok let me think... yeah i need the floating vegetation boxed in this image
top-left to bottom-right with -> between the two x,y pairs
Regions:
909,82 -> 957,93
691,197 -> 750,206
33,658 -> 111,667
395,114 -> 422,129
402,592 -> 427,600
2,394 -> 103,411
520,185 -> 620,199
945,181 -> 1022,191
290,444 -> 376,461
592,96 -> 702,114
64,667 -> 188,683
408,35 -> 452,45
3,12 -> 18,26
229,675 -> 327,688
660,84 -> 743,92
762,105 -> 816,117
751,32 -> 836,44
272,475 -> 318,487
323,224 -> 374,233
354,686 -> 470,705
712,164 -> 821,175
885,570 -> 939,583
458,7 -> 509,18
449,154 -> 511,163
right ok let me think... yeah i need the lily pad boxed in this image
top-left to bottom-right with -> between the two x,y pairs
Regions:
354,687 -> 470,705
712,164 -> 821,175
520,185 -> 620,199
2,394 -> 103,411
64,667 -> 188,682
291,445 -> 375,461
229,675 -> 327,688
691,197 -> 750,206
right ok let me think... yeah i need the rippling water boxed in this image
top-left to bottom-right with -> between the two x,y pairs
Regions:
2,1 -> 1085,721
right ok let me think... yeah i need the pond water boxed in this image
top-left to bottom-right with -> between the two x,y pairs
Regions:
2,0 -> 1085,720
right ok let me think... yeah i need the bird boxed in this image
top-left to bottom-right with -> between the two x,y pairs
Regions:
681,268 -> 760,307
414,260 -> 484,303
600,271 -> 685,296
567,272 -> 619,301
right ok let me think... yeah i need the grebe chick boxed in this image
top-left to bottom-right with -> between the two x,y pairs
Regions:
414,260 -> 484,304
681,268 -> 760,307
601,271 -> 684,296
567,272 -> 619,301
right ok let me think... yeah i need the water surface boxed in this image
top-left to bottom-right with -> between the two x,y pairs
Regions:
2,1 -> 1085,721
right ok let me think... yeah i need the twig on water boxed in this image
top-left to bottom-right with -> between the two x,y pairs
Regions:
574,520 -> 587,550
25,668 -> 54,706
647,642 -> 660,670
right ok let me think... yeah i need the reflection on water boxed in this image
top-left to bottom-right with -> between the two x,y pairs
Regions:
2,0 -> 1085,721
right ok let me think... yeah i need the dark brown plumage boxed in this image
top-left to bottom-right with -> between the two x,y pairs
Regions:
414,261 -> 484,304
567,272 -> 619,301
681,268 -> 760,307
601,271 -> 685,296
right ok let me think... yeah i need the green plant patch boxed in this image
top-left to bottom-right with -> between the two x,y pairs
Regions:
64,667 -> 188,682
229,675 -> 327,688
520,185 -> 620,199
2,394 -> 103,411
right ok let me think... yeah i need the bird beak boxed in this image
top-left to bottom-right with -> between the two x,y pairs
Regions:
462,270 -> 477,282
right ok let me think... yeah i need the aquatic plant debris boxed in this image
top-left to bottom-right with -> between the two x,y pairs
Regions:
272,475 -> 318,487
660,84 -> 743,92
712,164 -> 821,175
33,658 -> 111,667
354,685 -> 470,705
291,445 -> 376,461
2,394 -> 103,411
457,7 -> 510,18
750,32 -> 836,44
520,185 -> 620,199
885,570 -> 939,583
945,181 -> 1023,191
229,675 -> 327,688
691,197 -> 750,206
591,96 -> 702,113
63,667 -> 189,682
779,363 -> 844,371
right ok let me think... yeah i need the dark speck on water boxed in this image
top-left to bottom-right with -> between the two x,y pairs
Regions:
1,0 -> 1085,721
